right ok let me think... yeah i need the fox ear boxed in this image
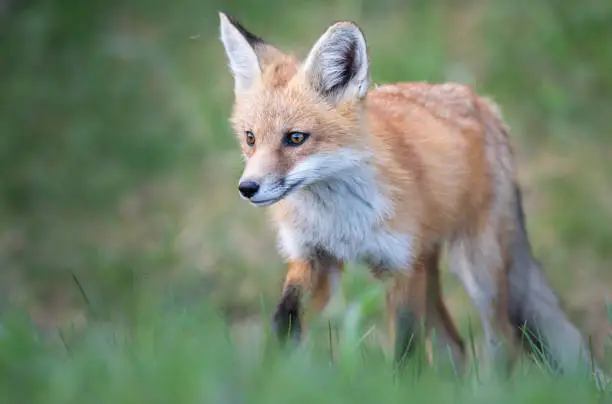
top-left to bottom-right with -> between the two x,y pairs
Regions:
301,21 -> 370,104
219,12 -> 266,94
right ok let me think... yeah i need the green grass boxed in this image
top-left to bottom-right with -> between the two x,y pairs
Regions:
1,0 -> 612,402
0,290 -> 608,403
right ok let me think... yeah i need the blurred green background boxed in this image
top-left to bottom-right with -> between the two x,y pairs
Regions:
1,0 -> 612,401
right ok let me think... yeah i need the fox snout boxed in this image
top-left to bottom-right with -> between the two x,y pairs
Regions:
237,180 -> 260,199
237,169 -> 306,207
236,149 -> 283,205
236,174 -> 290,207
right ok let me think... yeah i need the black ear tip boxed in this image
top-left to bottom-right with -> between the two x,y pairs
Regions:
219,11 -> 242,28
221,11 -> 239,25
219,11 -> 265,46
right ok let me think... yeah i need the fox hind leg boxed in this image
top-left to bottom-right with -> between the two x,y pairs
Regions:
383,247 -> 465,376
426,255 -> 467,377
385,265 -> 428,373
449,228 -> 520,378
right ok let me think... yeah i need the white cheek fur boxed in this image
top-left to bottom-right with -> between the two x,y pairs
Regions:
275,150 -> 414,272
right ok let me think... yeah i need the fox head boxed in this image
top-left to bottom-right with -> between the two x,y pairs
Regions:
219,12 -> 372,206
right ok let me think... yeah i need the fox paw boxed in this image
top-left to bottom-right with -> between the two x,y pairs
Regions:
271,290 -> 302,345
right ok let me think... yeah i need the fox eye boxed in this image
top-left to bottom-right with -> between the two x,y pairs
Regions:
245,131 -> 255,146
285,131 -> 310,146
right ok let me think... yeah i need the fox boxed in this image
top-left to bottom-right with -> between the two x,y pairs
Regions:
218,12 -> 606,382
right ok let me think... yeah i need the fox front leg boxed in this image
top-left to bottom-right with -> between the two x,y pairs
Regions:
272,282 -> 303,344
272,257 -> 343,344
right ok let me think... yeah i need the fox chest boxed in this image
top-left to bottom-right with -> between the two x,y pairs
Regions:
276,187 -> 412,270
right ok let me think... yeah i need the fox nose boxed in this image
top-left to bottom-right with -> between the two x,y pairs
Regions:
238,181 -> 260,198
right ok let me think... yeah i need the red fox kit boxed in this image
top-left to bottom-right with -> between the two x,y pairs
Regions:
218,12 -> 605,381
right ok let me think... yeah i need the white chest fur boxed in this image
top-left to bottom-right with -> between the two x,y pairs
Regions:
276,167 -> 413,271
